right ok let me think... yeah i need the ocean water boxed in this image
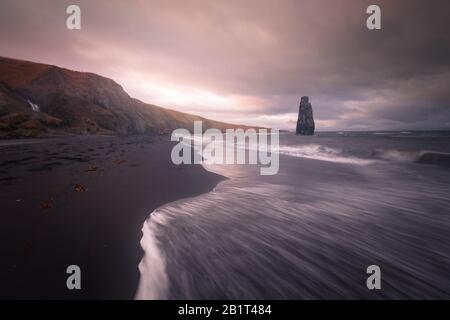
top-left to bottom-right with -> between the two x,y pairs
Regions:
136,131 -> 450,299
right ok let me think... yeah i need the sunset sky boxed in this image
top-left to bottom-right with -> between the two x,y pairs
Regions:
1,0 -> 449,130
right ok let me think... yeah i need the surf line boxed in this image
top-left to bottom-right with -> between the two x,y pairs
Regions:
170,121 -> 279,175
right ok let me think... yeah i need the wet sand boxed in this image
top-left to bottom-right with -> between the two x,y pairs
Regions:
0,135 -> 224,299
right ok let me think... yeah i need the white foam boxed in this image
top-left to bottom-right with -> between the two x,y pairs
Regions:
379,149 -> 420,162
135,212 -> 169,300
276,144 -> 374,165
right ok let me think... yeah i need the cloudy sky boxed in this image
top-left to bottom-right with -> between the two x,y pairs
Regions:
1,0 -> 449,130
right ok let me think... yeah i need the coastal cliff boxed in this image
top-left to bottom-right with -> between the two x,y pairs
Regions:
0,57 -> 246,138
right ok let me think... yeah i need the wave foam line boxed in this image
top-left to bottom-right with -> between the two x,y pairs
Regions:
277,144 -> 374,165
135,212 -> 169,300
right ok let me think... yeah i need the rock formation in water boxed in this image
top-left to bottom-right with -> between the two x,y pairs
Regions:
296,96 -> 315,135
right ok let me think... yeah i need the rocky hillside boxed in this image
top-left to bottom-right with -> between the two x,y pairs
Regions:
0,57 -> 248,138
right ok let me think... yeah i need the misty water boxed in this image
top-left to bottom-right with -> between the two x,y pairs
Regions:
136,131 -> 450,299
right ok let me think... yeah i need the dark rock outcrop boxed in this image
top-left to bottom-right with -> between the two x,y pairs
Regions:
0,56 -> 250,138
296,96 -> 315,135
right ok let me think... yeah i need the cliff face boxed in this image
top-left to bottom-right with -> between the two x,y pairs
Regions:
296,96 -> 315,135
0,57 -> 247,138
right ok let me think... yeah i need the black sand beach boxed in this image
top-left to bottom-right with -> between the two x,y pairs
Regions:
0,135 -> 224,299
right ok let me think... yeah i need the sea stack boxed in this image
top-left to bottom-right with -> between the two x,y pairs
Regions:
296,96 -> 315,135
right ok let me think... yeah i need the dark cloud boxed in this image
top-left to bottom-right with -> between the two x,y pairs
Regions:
1,0 -> 449,130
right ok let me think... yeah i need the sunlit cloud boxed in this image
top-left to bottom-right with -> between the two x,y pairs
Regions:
1,0 -> 449,130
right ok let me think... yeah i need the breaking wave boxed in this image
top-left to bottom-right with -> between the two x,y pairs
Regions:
378,149 -> 420,162
378,149 -> 450,166
277,144 -> 450,167
277,144 -> 374,165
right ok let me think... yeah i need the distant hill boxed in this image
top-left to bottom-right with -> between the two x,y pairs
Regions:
0,56 -> 251,138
